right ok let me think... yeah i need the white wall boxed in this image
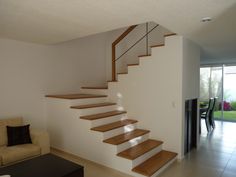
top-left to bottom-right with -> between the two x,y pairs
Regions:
182,39 -> 200,100
182,38 -> 200,155
0,33 -> 108,129
53,33 -> 107,87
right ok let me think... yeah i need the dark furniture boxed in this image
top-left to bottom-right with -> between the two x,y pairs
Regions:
184,98 -> 198,155
209,97 -> 217,129
200,98 -> 213,132
0,154 -> 84,177
200,97 -> 217,132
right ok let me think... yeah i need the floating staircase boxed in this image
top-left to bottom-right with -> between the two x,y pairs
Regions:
46,33 -> 178,177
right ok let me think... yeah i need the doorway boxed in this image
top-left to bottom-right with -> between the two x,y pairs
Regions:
200,65 -> 236,122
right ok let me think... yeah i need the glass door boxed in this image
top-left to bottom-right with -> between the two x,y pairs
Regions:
200,66 -> 223,120
200,65 -> 236,122
223,65 -> 236,121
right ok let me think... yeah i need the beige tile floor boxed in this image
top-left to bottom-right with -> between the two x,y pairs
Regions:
159,120 -> 236,177
52,120 -> 236,177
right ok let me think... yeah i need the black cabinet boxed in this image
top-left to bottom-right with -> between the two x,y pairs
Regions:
184,98 -> 197,155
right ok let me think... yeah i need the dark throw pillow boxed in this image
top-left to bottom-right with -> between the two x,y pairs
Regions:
7,124 -> 32,146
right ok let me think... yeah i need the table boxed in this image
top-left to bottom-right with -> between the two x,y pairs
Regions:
0,154 -> 84,177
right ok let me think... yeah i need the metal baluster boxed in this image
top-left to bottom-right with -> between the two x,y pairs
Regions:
146,22 -> 148,55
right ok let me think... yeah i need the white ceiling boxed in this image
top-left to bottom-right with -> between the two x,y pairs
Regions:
0,0 -> 236,60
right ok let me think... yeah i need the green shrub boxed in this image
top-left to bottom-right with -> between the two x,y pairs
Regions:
231,102 -> 236,111
214,101 -> 220,111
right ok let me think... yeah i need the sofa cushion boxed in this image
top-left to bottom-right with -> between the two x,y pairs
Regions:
0,118 -> 23,146
7,124 -> 32,146
0,144 -> 40,165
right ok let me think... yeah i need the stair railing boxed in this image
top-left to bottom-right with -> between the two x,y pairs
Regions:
111,23 -> 159,81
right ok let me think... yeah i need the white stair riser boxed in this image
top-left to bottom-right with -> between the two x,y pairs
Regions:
80,89 -> 108,95
127,66 -> 139,76
151,45 -> 165,62
90,114 -> 127,127
127,65 -> 139,70
70,97 -> 108,106
139,56 -> 152,66
75,105 -> 118,116
132,145 -> 162,168
117,133 -> 149,153
103,123 -> 137,139
117,74 -> 128,82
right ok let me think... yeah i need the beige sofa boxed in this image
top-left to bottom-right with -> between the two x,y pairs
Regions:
0,117 -> 50,166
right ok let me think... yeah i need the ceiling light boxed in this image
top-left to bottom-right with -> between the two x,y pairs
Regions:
201,17 -> 212,22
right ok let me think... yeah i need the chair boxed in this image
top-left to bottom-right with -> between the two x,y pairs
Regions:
209,97 -> 217,129
201,98 -> 214,132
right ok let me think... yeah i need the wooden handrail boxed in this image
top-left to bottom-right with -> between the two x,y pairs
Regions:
112,25 -> 137,81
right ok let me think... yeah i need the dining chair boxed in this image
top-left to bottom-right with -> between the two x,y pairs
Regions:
201,98 -> 214,132
209,97 -> 217,129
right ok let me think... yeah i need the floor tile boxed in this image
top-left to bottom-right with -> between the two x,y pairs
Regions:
160,120 -> 236,177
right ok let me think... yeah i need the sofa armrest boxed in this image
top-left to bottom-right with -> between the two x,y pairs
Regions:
30,129 -> 50,155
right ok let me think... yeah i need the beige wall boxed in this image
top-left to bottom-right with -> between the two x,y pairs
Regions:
0,33 -> 107,129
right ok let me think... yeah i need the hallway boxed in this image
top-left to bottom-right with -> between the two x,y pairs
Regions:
160,120 -> 236,177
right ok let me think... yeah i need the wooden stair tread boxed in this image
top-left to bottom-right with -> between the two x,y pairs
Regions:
151,44 -> 165,48
127,64 -> 139,66
80,110 -> 127,120
117,139 -> 163,160
91,119 -> 138,132
138,54 -> 151,57
45,94 -> 107,99
132,150 -> 177,177
164,33 -> 177,37
81,86 -> 108,89
103,129 -> 150,145
117,72 -> 128,75
71,102 -> 116,109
